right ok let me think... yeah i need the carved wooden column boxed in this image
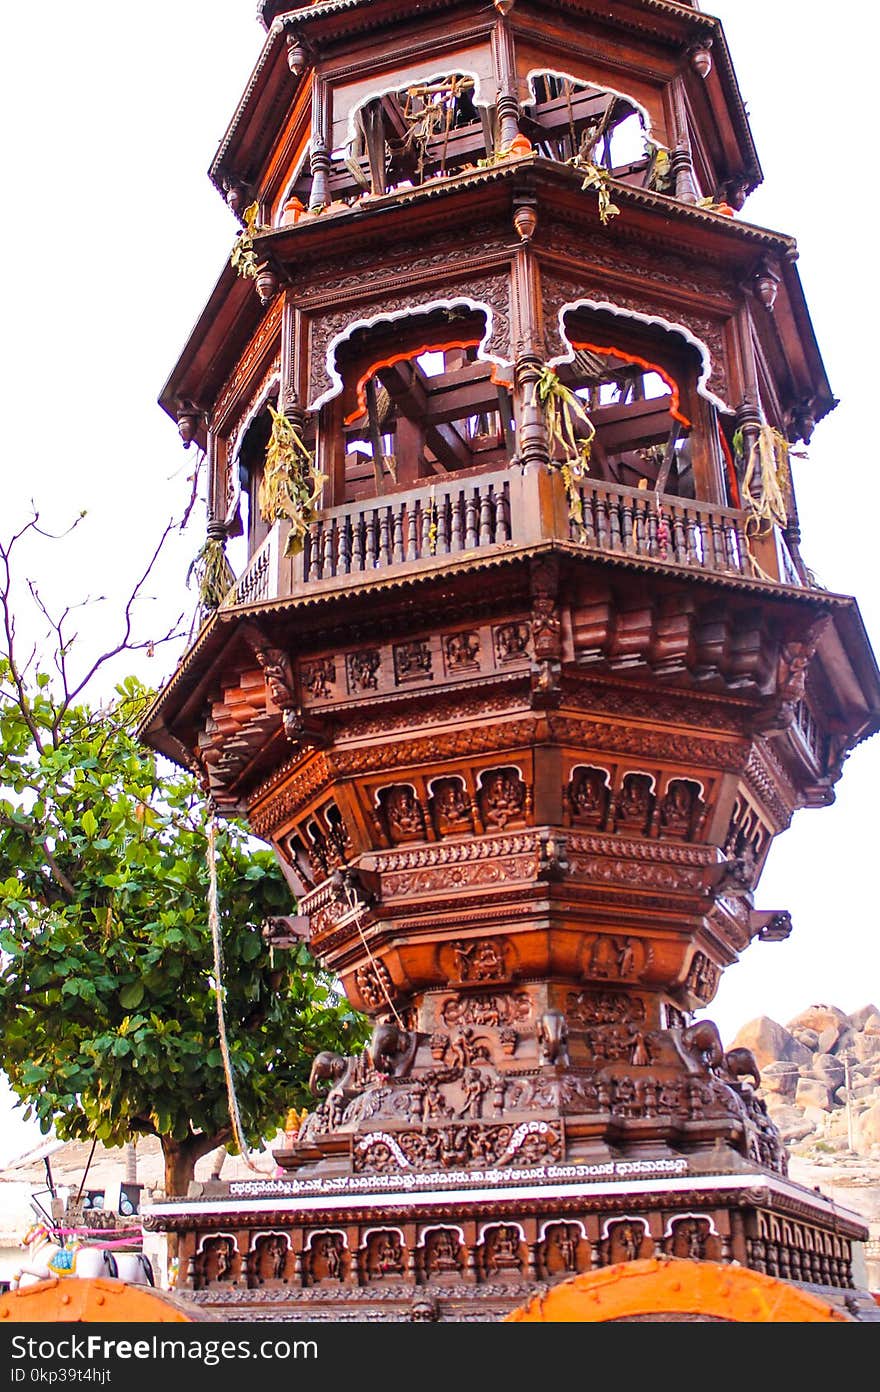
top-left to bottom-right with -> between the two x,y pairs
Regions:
670,80 -> 700,205
492,15 -> 522,151
309,75 -> 332,212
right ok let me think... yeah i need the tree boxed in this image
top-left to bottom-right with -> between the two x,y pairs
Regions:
0,513 -> 368,1200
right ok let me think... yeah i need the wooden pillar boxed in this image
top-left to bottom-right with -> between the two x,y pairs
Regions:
670,80 -> 700,205
310,75 -> 332,211
492,15 -> 522,150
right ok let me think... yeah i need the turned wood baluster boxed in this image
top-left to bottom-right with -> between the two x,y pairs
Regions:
646,501 -> 658,557
684,510 -> 699,564
479,488 -> 493,545
438,495 -> 450,554
608,494 -> 622,552
338,515 -> 351,575
366,510 -> 378,569
621,496 -> 634,553
494,486 -> 511,542
710,514 -> 725,571
582,488 -> 597,547
308,520 -> 322,580
697,515 -> 711,568
465,491 -> 479,548
392,505 -> 404,564
451,492 -> 463,552
378,507 -> 391,565
726,518 -> 744,574
595,493 -> 608,550
419,500 -> 432,557
322,518 -> 335,577
352,512 -> 365,571
671,508 -> 687,563
406,504 -> 418,561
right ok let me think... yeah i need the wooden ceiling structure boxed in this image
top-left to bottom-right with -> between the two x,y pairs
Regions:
140,0 -> 880,1321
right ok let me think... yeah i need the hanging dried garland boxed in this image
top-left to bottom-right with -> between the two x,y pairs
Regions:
187,537 -> 236,612
258,405 -> 327,557
734,423 -> 803,578
229,201 -> 264,281
531,366 -> 596,538
565,98 -> 621,227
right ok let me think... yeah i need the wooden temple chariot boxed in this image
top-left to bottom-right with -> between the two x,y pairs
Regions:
140,0 -> 880,1320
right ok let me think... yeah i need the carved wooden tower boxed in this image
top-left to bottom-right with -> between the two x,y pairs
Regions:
142,0 -> 880,1320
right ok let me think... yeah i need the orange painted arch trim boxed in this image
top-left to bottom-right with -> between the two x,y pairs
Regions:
567,340 -> 691,429
505,1259 -> 850,1323
344,339 -> 515,426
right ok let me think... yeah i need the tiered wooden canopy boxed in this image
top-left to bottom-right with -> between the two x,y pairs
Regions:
141,0 -> 880,1321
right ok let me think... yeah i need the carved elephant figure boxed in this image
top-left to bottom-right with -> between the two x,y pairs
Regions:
677,1020 -> 725,1075
537,1008 -> 570,1066
367,1020 -> 416,1077
308,1050 -> 348,1096
723,1046 -> 761,1090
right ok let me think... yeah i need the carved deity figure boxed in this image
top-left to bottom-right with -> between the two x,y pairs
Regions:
382,785 -> 424,841
617,773 -> 654,829
590,935 -> 619,979
661,778 -> 698,836
546,1224 -> 579,1273
570,766 -> 608,823
204,1236 -> 235,1283
453,938 -> 506,981
457,1066 -> 491,1119
479,769 -> 525,829
432,777 -> 472,834
445,630 -> 480,669
672,1219 -> 707,1260
307,1234 -> 345,1283
370,1232 -> 404,1277
486,1226 -> 523,1274
255,646 -> 294,708
421,1079 -> 451,1124
257,1235 -> 286,1281
612,1221 -> 643,1262
425,1229 -> 461,1275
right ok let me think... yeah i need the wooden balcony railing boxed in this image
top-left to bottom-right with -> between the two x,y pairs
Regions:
569,478 -> 751,577
302,471 -> 512,582
221,465 -> 805,610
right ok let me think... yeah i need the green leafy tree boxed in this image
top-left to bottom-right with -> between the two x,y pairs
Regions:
0,513 -> 367,1200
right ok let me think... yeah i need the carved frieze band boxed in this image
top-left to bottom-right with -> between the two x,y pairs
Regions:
548,716 -> 750,772
307,271 -> 513,410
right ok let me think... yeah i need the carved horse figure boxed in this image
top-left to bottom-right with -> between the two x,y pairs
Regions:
10,1224 -> 154,1290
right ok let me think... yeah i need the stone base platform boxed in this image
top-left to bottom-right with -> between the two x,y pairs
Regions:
145,1159 -> 871,1322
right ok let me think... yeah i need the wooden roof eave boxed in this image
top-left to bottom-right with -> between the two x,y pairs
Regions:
208,24 -> 299,199
157,259 -> 267,427
818,602 -> 880,746
231,1 -> 758,194
140,538 -> 859,756
257,154 -> 798,272
765,256 -> 836,427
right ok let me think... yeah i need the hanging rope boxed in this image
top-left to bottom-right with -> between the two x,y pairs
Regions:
340,876 -> 404,1030
206,816 -> 273,1175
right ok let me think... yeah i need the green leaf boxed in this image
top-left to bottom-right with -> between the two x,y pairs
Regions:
81,809 -> 98,838
119,982 -> 145,1010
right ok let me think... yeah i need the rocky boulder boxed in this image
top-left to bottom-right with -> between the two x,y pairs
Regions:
786,1004 -> 849,1037
729,1017 -> 812,1071
855,1102 -> 880,1153
795,1077 -> 832,1111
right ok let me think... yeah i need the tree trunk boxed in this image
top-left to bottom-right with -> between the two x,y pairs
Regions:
160,1131 -> 231,1278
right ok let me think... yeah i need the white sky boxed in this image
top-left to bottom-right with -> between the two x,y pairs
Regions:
1,2 -> 879,1164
